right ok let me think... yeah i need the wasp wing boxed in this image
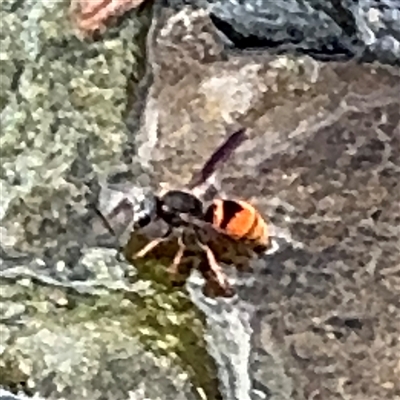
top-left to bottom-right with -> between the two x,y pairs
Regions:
187,127 -> 248,189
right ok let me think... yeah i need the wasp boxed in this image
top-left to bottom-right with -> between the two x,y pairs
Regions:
98,128 -> 270,297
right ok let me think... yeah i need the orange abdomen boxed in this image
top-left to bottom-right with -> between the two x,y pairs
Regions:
205,199 -> 269,247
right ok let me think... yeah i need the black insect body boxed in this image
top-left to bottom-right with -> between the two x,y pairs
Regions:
156,190 -> 204,227
99,128 -> 250,296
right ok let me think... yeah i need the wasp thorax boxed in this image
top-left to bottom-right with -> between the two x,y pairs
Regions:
158,190 -> 204,227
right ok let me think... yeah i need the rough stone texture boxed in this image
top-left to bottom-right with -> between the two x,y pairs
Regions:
170,0 -> 400,64
136,5 -> 400,400
248,101 -> 400,400
0,1 -> 221,399
1,1 -> 400,400
0,278 -> 211,400
70,0 -> 149,34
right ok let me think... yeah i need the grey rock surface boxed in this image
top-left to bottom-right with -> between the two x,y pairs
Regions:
1,1 -> 222,399
1,286 -> 199,400
169,0 -> 400,64
1,1 -> 400,400
139,5 -> 400,400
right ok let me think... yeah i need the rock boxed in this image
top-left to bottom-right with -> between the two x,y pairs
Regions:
0,279 -> 207,400
0,1 -> 222,399
167,0 -> 400,64
208,0 -> 360,59
0,389 -> 45,400
0,0 -> 149,262
348,0 -> 400,64
70,0 -> 150,35
137,5 -> 400,399
2,1 -> 399,399
247,97 -> 400,400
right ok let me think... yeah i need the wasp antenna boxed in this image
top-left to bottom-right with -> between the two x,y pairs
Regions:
188,127 -> 248,189
92,204 -> 117,238
92,204 -> 127,259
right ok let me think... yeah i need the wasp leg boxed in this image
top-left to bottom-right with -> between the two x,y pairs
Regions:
197,241 -> 230,291
132,228 -> 172,259
167,235 -> 186,275
133,237 -> 167,259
